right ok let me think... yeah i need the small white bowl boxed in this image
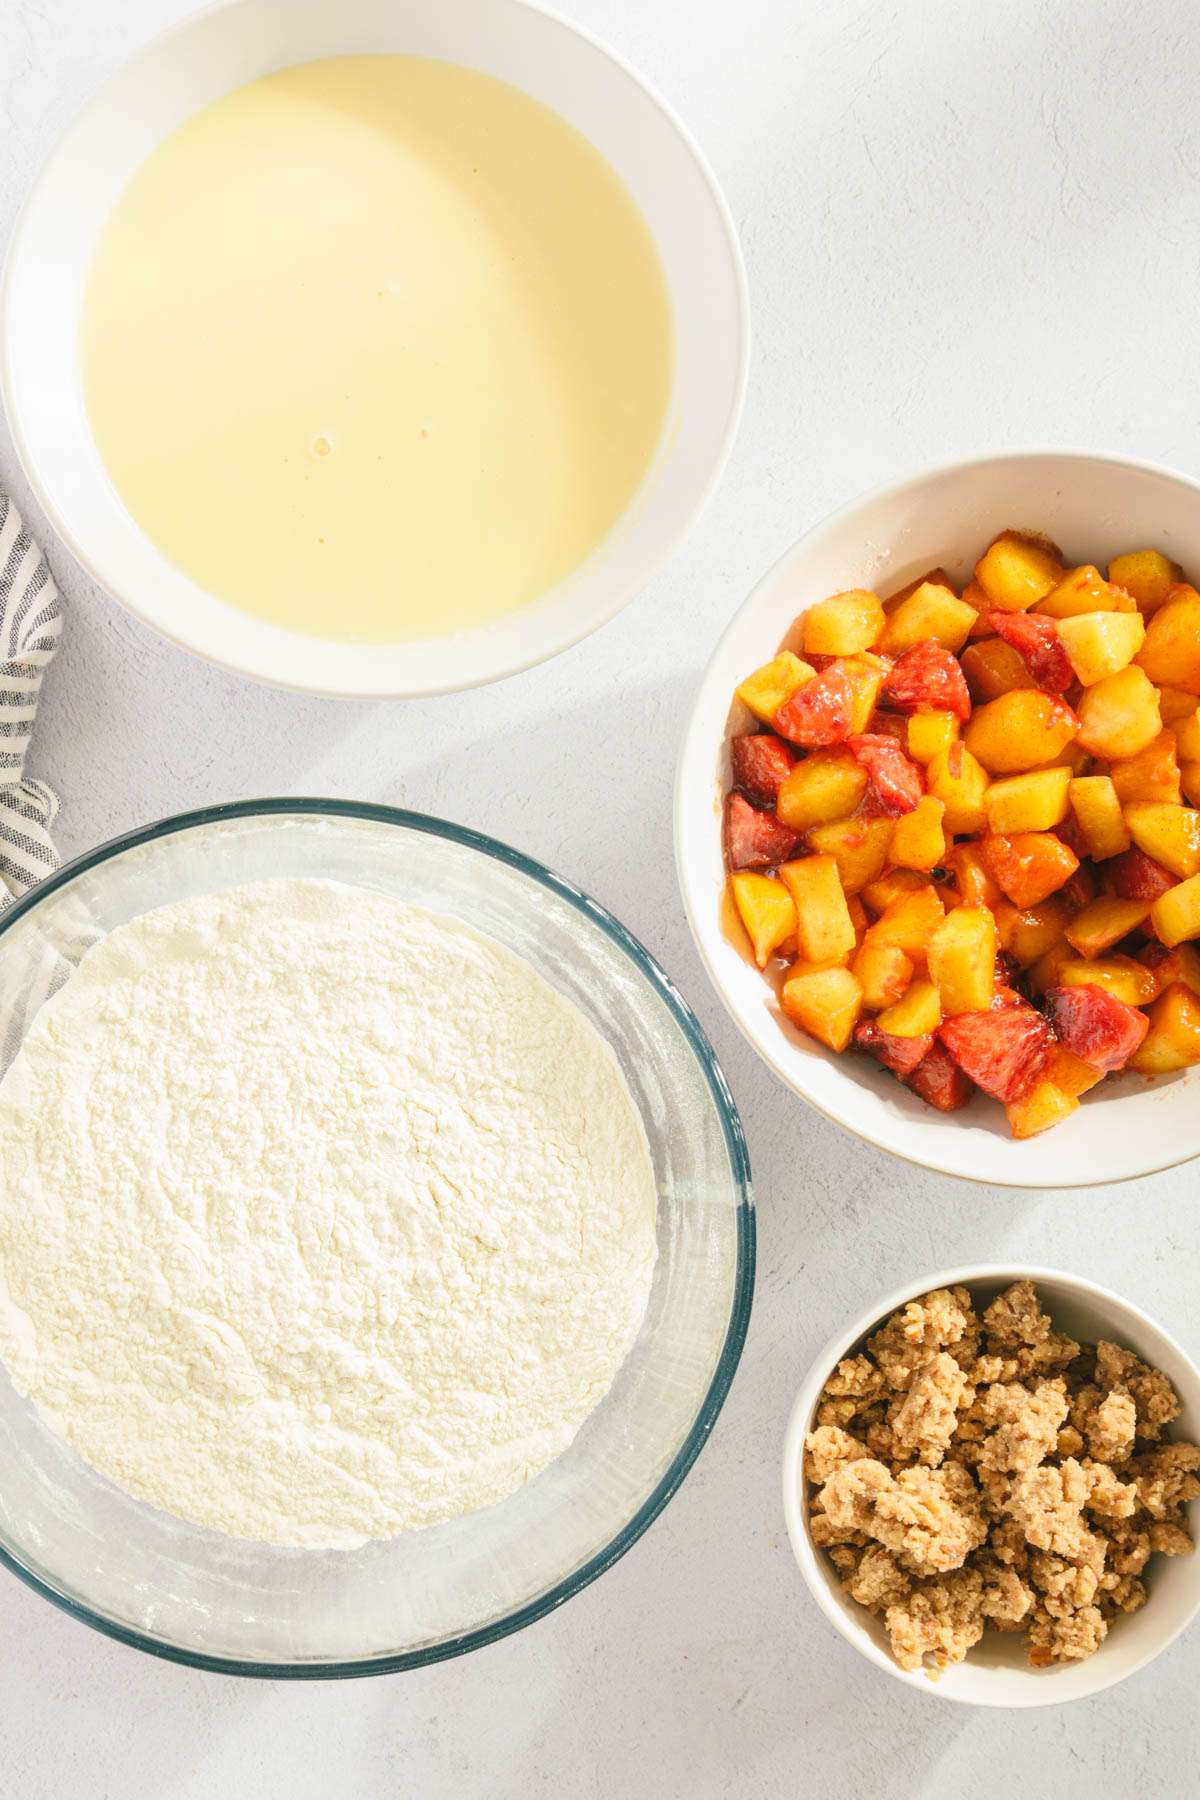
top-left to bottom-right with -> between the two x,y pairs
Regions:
1,0 -> 747,698
676,450 -> 1200,1187
782,1264 -> 1200,1708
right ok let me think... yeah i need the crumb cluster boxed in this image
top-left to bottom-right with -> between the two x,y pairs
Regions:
805,1281 -> 1199,1672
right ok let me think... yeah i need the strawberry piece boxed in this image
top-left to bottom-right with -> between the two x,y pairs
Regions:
1108,847 -> 1179,901
987,610 -> 1073,694
724,793 -> 800,871
729,732 -> 797,805
937,1000 -> 1050,1102
903,1041 -> 974,1111
773,664 -> 855,747
881,640 -> 971,721
847,734 -> 924,816
1044,984 -> 1149,1072
854,1020 -> 932,1077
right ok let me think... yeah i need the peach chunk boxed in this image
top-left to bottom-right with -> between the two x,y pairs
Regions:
974,532 -> 1064,611
729,871 -> 797,968
1063,896 -> 1153,958
1107,549 -> 1182,615
927,906 -> 997,1015
879,583 -> 978,656
1123,803 -> 1200,879
776,750 -> 868,832
1076,666 -> 1163,761
1068,775 -> 1131,860
781,965 -> 863,1052
779,855 -> 857,964
982,832 -> 1079,909
1056,611 -> 1145,685
984,767 -> 1072,835
1151,872 -> 1200,947
736,651 -> 814,724
1130,982 -> 1200,1072
802,590 -> 885,657
964,691 -> 1079,774
1135,588 -> 1200,694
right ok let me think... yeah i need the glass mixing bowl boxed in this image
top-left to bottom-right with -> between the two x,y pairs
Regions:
0,801 -> 753,1675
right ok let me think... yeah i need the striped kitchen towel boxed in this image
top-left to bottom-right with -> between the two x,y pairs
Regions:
0,490 -> 61,906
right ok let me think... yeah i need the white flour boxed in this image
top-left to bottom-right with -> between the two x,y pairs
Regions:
0,879 -> 658,1548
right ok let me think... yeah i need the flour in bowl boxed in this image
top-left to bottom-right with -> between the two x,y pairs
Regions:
0,879 -> 658,1547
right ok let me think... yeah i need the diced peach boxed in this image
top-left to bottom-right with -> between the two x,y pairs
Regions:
802,590 -> 885,656
1056,610 -> 1145,685
1056,956 -> 1159,1005
948,842 -> 1002,909
927,905 -> 997,1015
1151,872 -> 1200,947
1130,982 -> 1200,1072
805,815 -> 894,894
860,868 -> 929,916
847,893 -> 869,938
780,965 -> 863,1052
736,651 -> 814,725
1076,665 -> 1163,760
1109,732 -> 1182,807
1043,1044 -> 1107,1098
868,885 -> 947,960
974,531 -> 1064,611
1038,564 -> 1135,619
1176,711 -> 1200,762
1141,942 -> 1200,995
1028,937 -> 1075,993
778,855 -> 857,964
877,978 -> 942,1036
852,936 -> 914,1011
878,583 -> 978,656
1183,763 -> 1200,807
960,637 -> 1030,701
982,831 -> 1079,908
890,795 -> 948,871
842,654 -> 888,732
927,743 -> 991,833
994,895 -> 1072,967
906,710 -> 960,764
1068,775 -> 1130,860
775,750 -> 868,832
984,766 -> 1072,834
884,567 -> 958,609
729,871 -> 798,968
1135,588 -> 1200,694
1005,1079 -> 1079,1138
1160,687 -> 1200,725
1107,549 -> 1182,615
1123,802 -> 1200,879
1063,895 -> 1152,958
965,690 -> 1079,774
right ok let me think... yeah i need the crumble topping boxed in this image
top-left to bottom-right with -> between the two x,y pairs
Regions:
806,1281 -> 1197,1674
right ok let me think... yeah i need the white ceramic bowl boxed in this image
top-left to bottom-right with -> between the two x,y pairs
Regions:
783,1264 -> 1200,1707
676,450 -> 1200,1187
1,0 -> 747,698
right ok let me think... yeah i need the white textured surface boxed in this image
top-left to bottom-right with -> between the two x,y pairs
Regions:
0,879 -> 657,1545
1,0 -> 1198,1792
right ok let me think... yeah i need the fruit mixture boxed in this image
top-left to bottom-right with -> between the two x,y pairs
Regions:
723,531 -> 1200,1136
805,1280 -> 1199,1672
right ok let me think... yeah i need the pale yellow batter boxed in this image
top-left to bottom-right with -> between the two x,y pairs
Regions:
81,56 -> 673,642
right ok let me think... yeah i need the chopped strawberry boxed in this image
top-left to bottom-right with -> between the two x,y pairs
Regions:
773,664 -> 855,747
729,732 -> 797,805
724,793 -> 800,871
937,1000 -> 1050,1102
987,610 -> 1073,694
1108,847 -> 1179,901
847,734 -> 924,816
853,1020 -> 933,1077
903,1041 -> 974,1111
1044,984 -> 1149,1072
882,640 -> 971,721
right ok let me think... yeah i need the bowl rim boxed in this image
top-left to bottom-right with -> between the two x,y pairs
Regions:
0,0 -> 751,700
0,797 -> 756,1677
674,446 -> 1200,1188
781,1261 -> 1200,1708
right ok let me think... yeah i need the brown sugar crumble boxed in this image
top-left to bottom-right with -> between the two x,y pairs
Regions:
805,1280 -> 1199,1673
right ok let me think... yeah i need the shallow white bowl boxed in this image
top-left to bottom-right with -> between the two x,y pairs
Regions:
676,450 -> 1200,1187
782,1264 -> 1200,1708
1,0 -> 747,697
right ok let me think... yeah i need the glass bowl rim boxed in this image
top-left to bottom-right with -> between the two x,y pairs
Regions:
0,796 -> 755,1678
